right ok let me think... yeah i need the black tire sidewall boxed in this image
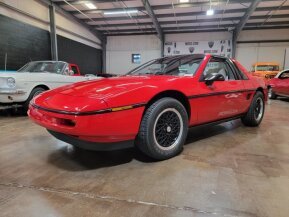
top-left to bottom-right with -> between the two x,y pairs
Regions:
140,98 -> 188,159
23,87 -> 45,113
242,91 -> 265,126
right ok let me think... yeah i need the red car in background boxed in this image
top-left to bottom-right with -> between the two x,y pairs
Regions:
29,54 -> 267,160
268,70 -> 289,99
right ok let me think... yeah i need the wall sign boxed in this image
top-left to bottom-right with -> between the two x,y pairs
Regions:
132,54 -> 141,64
164,40 -> 232,57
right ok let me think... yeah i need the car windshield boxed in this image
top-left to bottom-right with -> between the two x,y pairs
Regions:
17,62 -> 65,73
255,65 -> 279,71
127,55 -> 203,76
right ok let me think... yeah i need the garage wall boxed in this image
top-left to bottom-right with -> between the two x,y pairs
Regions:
236,29 -> 289,71
0,0 -> 101,49
0,0 -> 102,73
106,35 -> 162,74
165,31 -> 232,42
0,14 -> 51,70
58,35 -> 102,74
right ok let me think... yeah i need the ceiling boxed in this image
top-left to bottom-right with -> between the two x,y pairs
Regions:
51,0 -> 289,36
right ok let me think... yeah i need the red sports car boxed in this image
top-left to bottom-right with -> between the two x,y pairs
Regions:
268,70 -> 289,99
28,54 -> 267,160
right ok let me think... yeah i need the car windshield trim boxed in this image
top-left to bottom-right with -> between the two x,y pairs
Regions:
126,55 -> 205,77
17,61 -> 66,74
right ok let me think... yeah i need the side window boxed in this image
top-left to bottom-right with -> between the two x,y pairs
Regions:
202,58 -> 236,81
178,59 -> 202,76
164,57 -> 202,76
280,71 -> 289,79
70,66 -> 78,75
232,60 -> 249,80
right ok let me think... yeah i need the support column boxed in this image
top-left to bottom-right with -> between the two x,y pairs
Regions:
232,30 -> 237,58
102,36 -> 107,73
161,34 -> 165,57
49,4 -> 58,61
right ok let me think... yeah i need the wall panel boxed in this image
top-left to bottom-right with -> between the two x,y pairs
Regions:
0,14 -> 51,70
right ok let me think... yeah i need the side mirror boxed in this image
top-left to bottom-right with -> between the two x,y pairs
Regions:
204,73 -> 225,86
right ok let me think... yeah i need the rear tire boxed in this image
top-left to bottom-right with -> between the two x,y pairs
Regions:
136,98 -> 188,160
268,87 -> 277,99
241,91 -> 265,127
22,87 -> 46,114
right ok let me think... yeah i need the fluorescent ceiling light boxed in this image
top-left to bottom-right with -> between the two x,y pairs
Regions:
85,3 -> 97,9
179,0 -> 190,3
103,10 -> 138,15
206,9 -> 214,16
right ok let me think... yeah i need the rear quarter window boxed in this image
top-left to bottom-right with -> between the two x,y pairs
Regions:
232,60 -> 249,80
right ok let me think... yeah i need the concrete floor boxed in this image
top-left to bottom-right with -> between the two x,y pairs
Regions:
0,99 -> 288,217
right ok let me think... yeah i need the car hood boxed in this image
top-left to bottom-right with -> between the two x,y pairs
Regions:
34,75 -> 182,112
51,75 -> 177,99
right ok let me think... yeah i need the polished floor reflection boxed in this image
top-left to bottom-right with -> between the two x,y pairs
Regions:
0,99 -> 289,217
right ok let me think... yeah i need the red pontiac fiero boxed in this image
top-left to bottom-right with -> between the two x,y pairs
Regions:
29,54 -> 267,160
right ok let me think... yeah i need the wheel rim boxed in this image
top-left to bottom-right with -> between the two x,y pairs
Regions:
153,108 -> 183,151
254,97 -> 264,122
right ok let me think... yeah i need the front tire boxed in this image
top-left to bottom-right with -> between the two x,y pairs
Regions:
136,98 -> 188,160
22,87 -> 46,114
241,91 -> 265,127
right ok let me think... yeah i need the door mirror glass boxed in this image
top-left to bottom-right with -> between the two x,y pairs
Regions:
204,73 -> 225,85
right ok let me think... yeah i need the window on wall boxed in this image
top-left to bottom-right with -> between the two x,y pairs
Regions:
132,54 -> 141,64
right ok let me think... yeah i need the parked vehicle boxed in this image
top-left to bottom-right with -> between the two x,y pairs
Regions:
29,54 -> 267,160
251,62 -> 280,81
268,70 -> 289,99
0,61 -> 99,112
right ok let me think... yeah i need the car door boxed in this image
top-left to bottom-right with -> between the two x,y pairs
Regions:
195,57 -> 247,124
278,70 -> 289,95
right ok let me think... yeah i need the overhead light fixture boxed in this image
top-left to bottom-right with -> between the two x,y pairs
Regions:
103,10 -> 138,15
206,0 -> 214,16
84,3 -> 97,10
179,0 -> 190,3
206,9 -> 214,16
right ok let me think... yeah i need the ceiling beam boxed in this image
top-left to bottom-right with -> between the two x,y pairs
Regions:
89,13 -> 289,28
234,0 -> 262,40
102,24 -> 235,33
101,19 -> 289,34
80,5 -> 289,22
65,0 -> 272,12
38,0 -> 104,41
104,25 -> 289,36
140,0 -> 163,40
54,0 -> 137,6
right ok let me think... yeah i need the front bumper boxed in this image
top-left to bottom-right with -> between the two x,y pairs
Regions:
0,88 -> 28,105
28,103 -> 144,144
0,89 -> 26,95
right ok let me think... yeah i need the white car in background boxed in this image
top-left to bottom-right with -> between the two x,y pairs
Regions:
0,61 -> 100,112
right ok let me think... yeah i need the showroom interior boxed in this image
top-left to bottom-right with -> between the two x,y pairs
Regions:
0,0 -> 289,216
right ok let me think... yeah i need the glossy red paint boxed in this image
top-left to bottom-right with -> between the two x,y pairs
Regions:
269,70 -> 289,97
28,54 -> 267,146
